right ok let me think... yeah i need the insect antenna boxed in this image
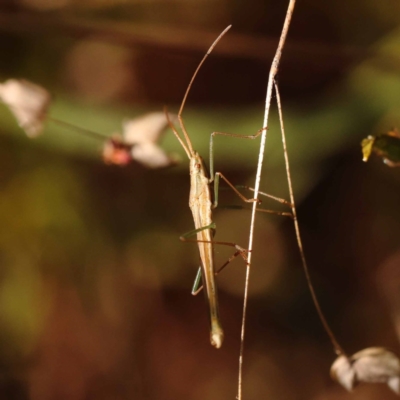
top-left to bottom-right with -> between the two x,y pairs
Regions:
177,25 -> 232,157
164,106 -> 191,159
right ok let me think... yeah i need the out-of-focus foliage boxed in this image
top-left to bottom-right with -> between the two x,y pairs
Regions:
362,130 -> 400,167
1,1 -> 400,399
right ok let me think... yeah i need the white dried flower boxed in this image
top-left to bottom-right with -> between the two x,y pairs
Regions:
330,355 -> 355,391
331,347 -> 400,394
122,112 -> 179,168
0,79 -> 51,137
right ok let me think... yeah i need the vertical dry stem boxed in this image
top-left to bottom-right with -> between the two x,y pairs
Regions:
237,1 -> 297,399
274,80 -> 346,357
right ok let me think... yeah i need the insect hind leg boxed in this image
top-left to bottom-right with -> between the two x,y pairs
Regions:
192,245 -> 249,295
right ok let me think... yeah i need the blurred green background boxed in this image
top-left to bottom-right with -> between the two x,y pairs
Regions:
1,1 -> 400,399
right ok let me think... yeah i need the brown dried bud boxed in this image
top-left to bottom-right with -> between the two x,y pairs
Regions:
102,136 -> 132,166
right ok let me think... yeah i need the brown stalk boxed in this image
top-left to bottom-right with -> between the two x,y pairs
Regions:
274,80 -> 346,357
237,1 -> 298,399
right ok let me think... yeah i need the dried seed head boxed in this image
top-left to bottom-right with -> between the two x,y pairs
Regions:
331,347 -> 400,394
0,79 -> 51,137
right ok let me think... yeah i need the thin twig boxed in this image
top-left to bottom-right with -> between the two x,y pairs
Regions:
274,80 -> 346,357
48,117 -> 112,142
237,1 -> 297,399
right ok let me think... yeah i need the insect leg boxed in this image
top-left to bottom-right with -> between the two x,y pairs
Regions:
214,173 -> 293,217
192,247 -> 248,295
209,127 -> 267,179
180,223 -> 249,295
179,222 -> 216,242
208,125 -> 293,215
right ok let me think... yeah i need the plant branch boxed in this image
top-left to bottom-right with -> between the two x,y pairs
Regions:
48,117 -> 111,142
274,80 -> 346,357
237,1 -> 297,399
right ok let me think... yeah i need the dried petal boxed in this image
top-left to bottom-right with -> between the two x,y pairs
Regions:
131,142 -> 179,169
121,112 -> 179,168
123,112 -> 177,145
0,79 -> 51,137
103,136 -> 132,166
388,376 -> 400,394
330,355 -> 356,391
331,348 -> 400,394
352,347 -> 400,393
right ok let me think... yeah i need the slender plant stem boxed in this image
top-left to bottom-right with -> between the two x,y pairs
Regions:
273,80 -> 346,357
48,116 -> 112,142
237,1 -> 297,399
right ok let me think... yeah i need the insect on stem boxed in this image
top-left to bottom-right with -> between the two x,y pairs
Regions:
167,26 -> 232,349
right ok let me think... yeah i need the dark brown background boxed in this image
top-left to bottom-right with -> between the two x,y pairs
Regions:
0,1 -> 400,399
